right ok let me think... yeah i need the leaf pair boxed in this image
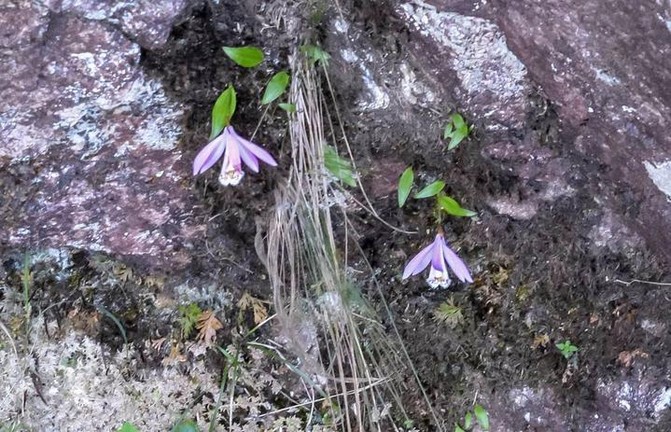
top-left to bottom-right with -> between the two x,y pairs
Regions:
213,47 -> 293,138
455,404 -> 489,432
397,167 -> 476,217
223,47 -> 291,105
443,113 -> 473,150
399,173 -> 447,205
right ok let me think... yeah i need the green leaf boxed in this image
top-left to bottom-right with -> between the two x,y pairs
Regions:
474,405 -> 490,430
398,167 -> 414,207
210,85 -> 237,140
437,194 -> 477,218
443,112 -> 472,150
172,419 -> 199,432
324,146 -> 356,187
464,412 -> 473,429
261,71 -> 290,105
454,424 -> 466,432
414,180 -> 445,199
119,422 -> 139,432
278,103 -> 296,113
448,129 -> 468,150
451,113 -> 465,130
222,46 -> 264,68
443,122 -> 454,140
300,45 -> 330,67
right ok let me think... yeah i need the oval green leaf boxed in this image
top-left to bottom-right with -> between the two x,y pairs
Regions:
119,422 -> 140,432
414,180 -> 445,199
474,405 -> 489,430
262,71 -> 290,105
454,424 -> 465,432
398,166 -> 414,207
222,46 -> 264,68
278,103 -> 296,113
463,412 -> 473,429
437,194 -> 477,218
210,85 -> 236,140
451,113 -> 465,130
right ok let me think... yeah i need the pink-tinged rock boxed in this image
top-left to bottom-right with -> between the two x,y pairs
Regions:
0,3 -> 202,270
42,0 -> 188,49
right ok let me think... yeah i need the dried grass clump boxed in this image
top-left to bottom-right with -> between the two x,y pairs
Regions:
261,52 -> 440,431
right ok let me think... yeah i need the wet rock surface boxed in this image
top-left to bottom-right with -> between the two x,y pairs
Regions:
1,0 -> 670,430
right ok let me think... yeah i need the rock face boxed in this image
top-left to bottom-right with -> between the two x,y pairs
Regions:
399,0 -> 671,264
0,0 -> 198,269
2,0 -> 671,430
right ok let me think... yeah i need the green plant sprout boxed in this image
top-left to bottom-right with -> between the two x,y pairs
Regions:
300,44 -> 330,67
118,422 -> 139,432
556,340 -> 579,359
455,404 -> 490,432
443,112 -> 473,150
324,145 -> 357,186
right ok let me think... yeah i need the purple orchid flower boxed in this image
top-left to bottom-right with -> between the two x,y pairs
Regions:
402,231 -> 473,288
192,126 -> 277,186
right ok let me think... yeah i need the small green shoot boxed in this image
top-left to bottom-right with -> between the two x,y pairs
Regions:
398,166 -> 414,207
278,103 -> 296,113
437,193 -> 477,218
455,405 -> 489,431
222,46 -> 264,68
261,71 -> 290,105
402,418 -> 414,429
324,146 -> 356,187
414,180 -> 445,199
210,85 -> 237,140
433,298 -> 463,328
172,419 -> 199,432
463,412 -> 473,429
473,404 -> 490,430
443,113 -> 473,150
118,422 -> 140,432
179,302 -> 202,339
300,44 -> 330,67
556,340 -> 579,359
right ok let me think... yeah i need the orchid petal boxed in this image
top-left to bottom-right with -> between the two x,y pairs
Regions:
229,127 -> 278,166
441,240 -> 473,283
402,243 -> 434,279
238,142 -> 260,172
226,133 -> 242,169
431,235 -> 447,271
192,134 -> 226,175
